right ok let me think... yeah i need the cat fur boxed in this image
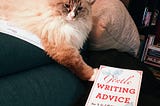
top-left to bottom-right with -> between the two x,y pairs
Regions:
0,0 -> 97,80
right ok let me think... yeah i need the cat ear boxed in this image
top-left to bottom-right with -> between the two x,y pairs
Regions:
86,0 -> 96,5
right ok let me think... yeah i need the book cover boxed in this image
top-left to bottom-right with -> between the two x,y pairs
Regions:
85,66 -> 143,106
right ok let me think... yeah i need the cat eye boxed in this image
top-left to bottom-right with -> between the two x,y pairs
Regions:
64,4 -> 70,8
77,6 -> 83,11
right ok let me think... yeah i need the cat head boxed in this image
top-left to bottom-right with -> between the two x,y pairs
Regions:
49,0 -> 96,21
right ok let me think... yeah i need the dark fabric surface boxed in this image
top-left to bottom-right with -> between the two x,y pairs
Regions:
0,32 -> 88,106
0,32 -> 52,76
87,49 -> 160,95
75,49 -> 160,106
0,63 -> 86,106
1,32 -> 160,106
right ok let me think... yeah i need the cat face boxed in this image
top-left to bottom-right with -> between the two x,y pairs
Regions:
49,0 -> 95,21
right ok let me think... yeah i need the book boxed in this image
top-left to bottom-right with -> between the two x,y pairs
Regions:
142,7 -> 152,27
144,55 -> 160,68
85,66 -> 143,106
155,9 -> 160,44
141,35 -> 155,61
147,47 -> 160,58
145,55 -> 160,63
151,9 -> 159,26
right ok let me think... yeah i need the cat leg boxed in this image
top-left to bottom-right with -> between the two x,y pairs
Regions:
88,68 -> 98,81
41,38 -> 97,80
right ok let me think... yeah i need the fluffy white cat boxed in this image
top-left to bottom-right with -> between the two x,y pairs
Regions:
0,0 -> 97,81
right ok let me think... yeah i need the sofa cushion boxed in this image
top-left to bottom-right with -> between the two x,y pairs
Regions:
0,32 -> 87,106
0,63 -> 86,106
88,0 -> 140,56
0,32 -> 52,76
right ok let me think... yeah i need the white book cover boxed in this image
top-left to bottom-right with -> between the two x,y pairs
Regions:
85,65 -> 143,106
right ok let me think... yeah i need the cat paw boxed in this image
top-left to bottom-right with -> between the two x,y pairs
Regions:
88,68 -> 99,81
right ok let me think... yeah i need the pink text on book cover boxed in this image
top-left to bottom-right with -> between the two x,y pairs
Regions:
85,65 -> 143,106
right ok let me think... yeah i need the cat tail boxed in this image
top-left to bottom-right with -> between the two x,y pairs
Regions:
41,38 -> 94,80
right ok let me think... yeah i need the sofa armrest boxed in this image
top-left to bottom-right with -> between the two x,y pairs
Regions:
0,32 -> 52,76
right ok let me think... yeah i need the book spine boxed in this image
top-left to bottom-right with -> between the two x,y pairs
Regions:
141,35 -> 155,61
155,16 -> 160,44
142,7 -> 152,27
147,47 -> 160,57
151,9 -> 159,26
144,61 -> 160,68
147,49 -> 160,57
141,36 -> 149,61
144,55 -> 160,67
145,55 -> 160,63
148,46 -> 160,51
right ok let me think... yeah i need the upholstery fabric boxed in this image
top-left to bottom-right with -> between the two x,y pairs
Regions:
0,33 -> 159,106
89,0 -> 140,56
0,64 -> 86,106
0,32 -> 52,76
0,32 -> 86,106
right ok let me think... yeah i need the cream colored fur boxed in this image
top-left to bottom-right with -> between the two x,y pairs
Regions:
0,0 -> 97,80
0,0 -> 92,49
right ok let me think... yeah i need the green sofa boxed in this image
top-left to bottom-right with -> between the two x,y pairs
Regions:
0,32 -> 89,106
0,32 -> 160,106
